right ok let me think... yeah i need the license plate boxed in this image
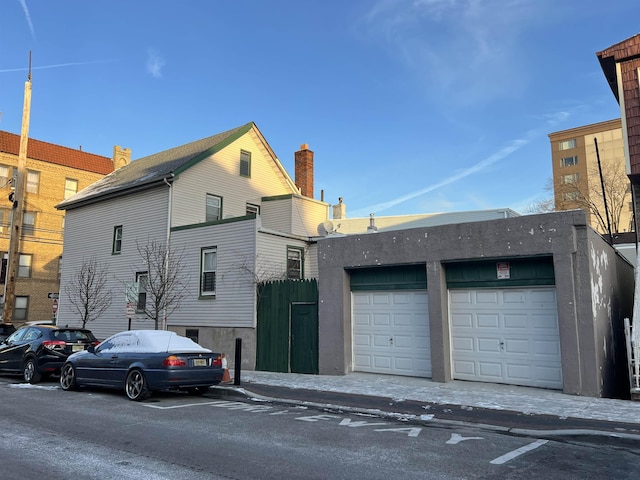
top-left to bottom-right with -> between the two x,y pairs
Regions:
193,358 -> 207,367
72,345 -> 85,352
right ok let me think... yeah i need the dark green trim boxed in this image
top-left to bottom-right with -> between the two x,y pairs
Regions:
171,215 -> 254,232
262,194 -> 294,202
172,123 -> 254,176
240,150 -> 251,178
349,264 -> 427,291
445,256 -> 555,288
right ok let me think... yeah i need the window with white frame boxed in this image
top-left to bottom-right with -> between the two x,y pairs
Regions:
200,247 -> 217,296
559,139 -> 577,150
26,170 -> 40,194
560,156 -> 578,167
14,296 -> 28,321
64,178 -> 78,199
58,256 -> 62,281
136,272 -> 148,312
240,150 -> 251,177
246,203 -> 260,216
286,247 -> 303,279
18,254 -> 32,278
112,226 -> 122,254
0,165 -> 10,187
23,212 -> 35,235
561,173 -> 579,184
206,194 -> 222,222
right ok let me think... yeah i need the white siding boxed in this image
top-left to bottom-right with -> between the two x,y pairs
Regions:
169,218 -> 258,328
261,196 -> 329,237
58,187 -> 169,340
171,130 -> 295,227
257,232 -> 315,280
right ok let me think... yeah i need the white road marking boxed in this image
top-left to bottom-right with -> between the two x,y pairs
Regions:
490,439 -> 549,465
339,419 -> 387,428
374,427 -> 422,437
446,433 -> 484,444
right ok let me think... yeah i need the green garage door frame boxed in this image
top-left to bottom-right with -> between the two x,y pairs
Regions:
445,256 -> 555,289
349,264 -> 427,291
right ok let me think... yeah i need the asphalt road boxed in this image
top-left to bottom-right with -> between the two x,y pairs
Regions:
0,377 -> 637,480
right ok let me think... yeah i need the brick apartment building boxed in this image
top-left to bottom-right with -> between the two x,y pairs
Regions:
0,131 -> 129,323
548,118 -> 633,235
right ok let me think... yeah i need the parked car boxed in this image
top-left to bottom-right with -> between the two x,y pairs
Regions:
0,324 -> 99,383
60,330 -> 224,401
0,323 -> 16,342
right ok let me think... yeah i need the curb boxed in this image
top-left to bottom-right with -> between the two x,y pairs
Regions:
213,385 -> 640,444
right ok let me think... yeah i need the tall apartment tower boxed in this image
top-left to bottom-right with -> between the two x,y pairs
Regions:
0,132 -> 129,322
548,118 -> 633,234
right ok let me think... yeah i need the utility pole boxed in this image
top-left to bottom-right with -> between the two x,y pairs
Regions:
3,54 -> 32,324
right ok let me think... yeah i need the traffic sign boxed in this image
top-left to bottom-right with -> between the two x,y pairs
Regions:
48,292 -> 59,299
52,298 -> 58,314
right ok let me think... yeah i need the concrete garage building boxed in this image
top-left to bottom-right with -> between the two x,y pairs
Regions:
317,210 -> 633,398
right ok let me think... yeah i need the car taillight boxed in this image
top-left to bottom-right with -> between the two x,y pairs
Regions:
212,355 -> 222,367
91,340 -> 100,346
42,340 -> 66,350
163,355 -> 187,367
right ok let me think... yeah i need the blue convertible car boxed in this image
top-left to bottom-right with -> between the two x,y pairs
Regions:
60,330 -> 224,400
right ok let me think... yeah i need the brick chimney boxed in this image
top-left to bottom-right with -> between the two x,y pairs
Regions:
295,144 -> 314,198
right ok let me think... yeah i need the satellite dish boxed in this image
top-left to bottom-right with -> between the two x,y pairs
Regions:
318,220 -> 335,236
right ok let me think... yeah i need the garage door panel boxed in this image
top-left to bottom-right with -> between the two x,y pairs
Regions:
353,290 -> 431,378
450,288 -> 562,389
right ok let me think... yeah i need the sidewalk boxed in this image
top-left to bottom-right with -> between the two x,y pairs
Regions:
217,370 -> 640,441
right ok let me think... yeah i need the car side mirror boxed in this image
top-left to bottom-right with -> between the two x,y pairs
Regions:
87,346 -> 96,354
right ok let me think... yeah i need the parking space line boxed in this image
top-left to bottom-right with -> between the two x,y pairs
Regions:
489,439 -> 548,465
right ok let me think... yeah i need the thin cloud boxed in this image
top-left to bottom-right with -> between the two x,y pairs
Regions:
18,0 -> 36,41
351,111 -> 570,217
0,59 -> 117,74
361,0 -> 548,106
146,49 -> 166,79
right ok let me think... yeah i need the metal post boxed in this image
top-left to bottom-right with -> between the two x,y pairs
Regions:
233,337 -> 242,385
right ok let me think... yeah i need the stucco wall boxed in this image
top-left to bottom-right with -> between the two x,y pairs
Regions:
317,210 -> 634,398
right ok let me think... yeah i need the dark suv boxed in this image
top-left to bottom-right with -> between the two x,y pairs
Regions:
0,324 -> 99,383
0,323 -> 16,342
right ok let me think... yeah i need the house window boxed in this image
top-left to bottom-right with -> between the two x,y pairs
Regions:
18,254 -> 32,278
14,296 -> 28,321
561,173 -> 579,184
26,170 -> 40,194
200,247 -> 217,296
287,247 -> 303,279
559,139 -> 576,150
136,272 -> 148,312
64,178 -> 78,199
560,156 -> 578,167
563,191 -> 579,201
112,226 -> 122,254
0,208 -> 10,234
246,203 -> 260,216
23,211 -> 35,236
206,194 -> 222,222
0,165 -> 10,187
1,253 -> 7,284
185,329 -> 199,343
58,256 -> 63,281
240,150 -> 251,177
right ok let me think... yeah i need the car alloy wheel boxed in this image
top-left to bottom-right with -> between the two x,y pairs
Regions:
23,358 -> 42,384
60,363 -> 77,391
125,369 -> 149,401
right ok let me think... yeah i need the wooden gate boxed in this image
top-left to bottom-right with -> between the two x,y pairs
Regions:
256,279 -> 318,374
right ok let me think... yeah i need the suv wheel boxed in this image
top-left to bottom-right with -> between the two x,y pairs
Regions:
23,357 -> 42,384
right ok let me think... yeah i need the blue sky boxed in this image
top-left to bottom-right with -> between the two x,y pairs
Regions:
0,1 -> 638,218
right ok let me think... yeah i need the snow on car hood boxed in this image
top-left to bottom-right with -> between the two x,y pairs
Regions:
98,330 -> 212,354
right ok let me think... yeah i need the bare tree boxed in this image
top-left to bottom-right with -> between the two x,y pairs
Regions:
64,256 -> 113,328
525,177 -> 556,214
136,240 -> 187,330
555,160 -> 631,234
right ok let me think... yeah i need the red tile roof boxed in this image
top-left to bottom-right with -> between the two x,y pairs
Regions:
0,131 -> 114,175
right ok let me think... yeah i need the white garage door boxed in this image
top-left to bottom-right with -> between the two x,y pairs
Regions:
450,288 -> 562,389
352,290 -> 431,377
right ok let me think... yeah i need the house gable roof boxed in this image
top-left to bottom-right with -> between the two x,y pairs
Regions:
57,122 -> 282,210
0,131 -> 114,175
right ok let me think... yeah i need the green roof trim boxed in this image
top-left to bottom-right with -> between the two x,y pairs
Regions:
173,122 -> 254,176
262,194 -> 294,202
171,214 -> 254,232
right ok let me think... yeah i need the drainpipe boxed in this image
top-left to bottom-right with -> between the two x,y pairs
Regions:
162,174 -> 174,330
